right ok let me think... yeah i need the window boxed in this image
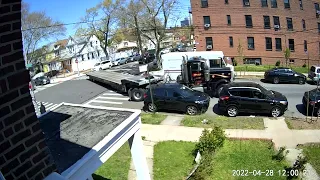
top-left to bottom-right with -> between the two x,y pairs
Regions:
92,52 -> 94,59
154,88 -> 165,97
245,15 -> 253,28
263,16 -> 270,29
247,37 -> 255,50
203,16 -> 211,25
273,16 -> 280,26
240,90 -> 252,98
201,0 -> 208,8
252,90 -> 265,99
289,59 -> 295,64
96,41 -> 98,44
209,59 -> 225,68
205,37 -> 213,49
81,55 -> 84,61
90,42 -> 93,47
286,18 -> 293,30
243,0 -> 250,6
271,0 -> 277,8
227,15 -> 231,25
225,0 -> 229,4
265,37 -> 272,50
304,40 -> 308,52
318,23 -> 320,33
97,51 -> 100,56
275,38 -> 282,51
299,0 -> 303,10
244,58 -> 262,65
288,39 -> 295,51
229,36 -> 234,47
284,0 -> 290,8
261,0 -> 268,7
87,53 -> 90,60
319,42 -> 320,54
302,19 -> 306,30
316,3 -> 320,18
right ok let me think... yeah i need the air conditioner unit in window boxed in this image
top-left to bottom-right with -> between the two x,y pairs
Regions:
274,25 -> 280,29
245,2 -> 250,6
204,24 -> 211,28
206,45 -> 212,49
317,10 -> 320,14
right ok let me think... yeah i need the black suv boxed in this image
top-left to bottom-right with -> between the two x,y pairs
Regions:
302,89 -> 320,116
218,82 -> 288,117
144,83 -> 210,115
264,67 -> 306,84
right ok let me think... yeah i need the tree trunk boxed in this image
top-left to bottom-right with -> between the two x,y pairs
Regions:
134,15 -> 143,54
155,42 -> 161,68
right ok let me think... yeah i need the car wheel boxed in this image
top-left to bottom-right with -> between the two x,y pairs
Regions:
99,68 -> 102,71
215,84 -> 225,97
315,108 -> 320,117
270,106 -> 282,117
226,105 -> 238,117
273,77 -> 280,84
186,105 -> 198,115
147,103 -> 157,112
130,88 -> 144,101
298,78 -> 305,85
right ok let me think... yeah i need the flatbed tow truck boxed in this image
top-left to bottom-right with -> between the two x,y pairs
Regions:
86,70 -> 162,101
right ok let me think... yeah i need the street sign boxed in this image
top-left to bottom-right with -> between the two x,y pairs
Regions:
75,59 -> 78,63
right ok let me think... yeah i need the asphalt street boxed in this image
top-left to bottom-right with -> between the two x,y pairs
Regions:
34,61 -> 318,118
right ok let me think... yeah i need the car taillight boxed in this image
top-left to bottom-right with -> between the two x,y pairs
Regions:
29,82 -> 32,89
219,96 -> 229,101
144,93 -> 148,98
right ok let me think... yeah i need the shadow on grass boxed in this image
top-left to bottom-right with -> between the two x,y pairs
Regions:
92,174 -> 111,180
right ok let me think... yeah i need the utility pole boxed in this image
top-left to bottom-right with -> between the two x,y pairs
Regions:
147,67 -> 155,114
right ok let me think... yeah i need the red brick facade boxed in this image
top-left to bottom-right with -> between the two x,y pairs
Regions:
191,0 -> 320,66
0,0 -> 56,179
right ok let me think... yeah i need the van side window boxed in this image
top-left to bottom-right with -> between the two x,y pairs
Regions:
317,68 -> 320,73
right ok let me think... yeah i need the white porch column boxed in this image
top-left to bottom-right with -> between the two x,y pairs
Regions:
128,130 -> 151,180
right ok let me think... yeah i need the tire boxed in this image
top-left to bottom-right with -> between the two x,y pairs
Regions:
99,68 -> 102,71
298,78 -> 305,85
130,88 -> 144,101
226,105 -> 238,117
215,84 -> 225,97
270,106 -> 282,117
186,105 -> 198,115
147,103 -> 157,112
273,77 -> 280,84
315,108 -> 320,117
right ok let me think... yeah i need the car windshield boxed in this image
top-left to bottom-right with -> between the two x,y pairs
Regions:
179,86 -> 194,97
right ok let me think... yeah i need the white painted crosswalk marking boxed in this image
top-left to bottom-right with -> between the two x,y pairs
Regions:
34,101 -> 59,116
87,100 -> 123,105
102,93 -> 124,96
95,96 -> 129,101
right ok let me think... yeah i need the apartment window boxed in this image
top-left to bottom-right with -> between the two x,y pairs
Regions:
302,19 -> 306,30
243,0 -> 250,7
271,0 -> 277,8
245,15 -> 253,28
205,37 -> 213,49
97,51 -> 100,56
225,0 -> 229,4
91,52 -> 94,59
288,39 -> 295,51
261,0 -> 268,7
227,15 -> 231,25
265,37 -> 272,50
203,16 -> 211,25
286,18 -> 293,30
275,38 -> 282,51
201,0 -> 208,8
247,37 -> 255,50
315,3 -> 320,18
90,42 -> 93,47
273,16 -> 280,26
284,0 -> 290,8
87,53 -> 90,59
303,40 -> 308,52
81,55 -> 84,61
289,59 -> 295,64
318,23 -> 320,33
229,36 -> 234,47
299,0 -> 303,10
263,16 -> 271,29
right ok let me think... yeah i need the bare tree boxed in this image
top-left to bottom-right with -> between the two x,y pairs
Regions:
21,2 -> 66,65
140,0 -> 177,65
284,47 -> 291,67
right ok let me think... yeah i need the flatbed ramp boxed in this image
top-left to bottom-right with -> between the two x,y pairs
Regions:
87,71 -> 131,84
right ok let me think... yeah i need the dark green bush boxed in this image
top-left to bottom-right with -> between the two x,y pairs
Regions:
194,127 -> 226,154
302,63 -> 307,68
272,146 -> 288,161
275,60 -> 281,66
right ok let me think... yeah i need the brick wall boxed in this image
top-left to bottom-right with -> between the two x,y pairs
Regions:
0,1 -> 56,180
191,0 -> 320,66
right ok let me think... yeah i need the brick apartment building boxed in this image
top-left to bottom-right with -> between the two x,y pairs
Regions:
0,0 -> 56,179
191,0 -> 320,66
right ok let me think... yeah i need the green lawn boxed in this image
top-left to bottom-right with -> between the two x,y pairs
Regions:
141,112 -> 167,124
299,143 -> 320,174
93,143 -> 131,180
153,140 -> 288,180
234,65 -> 308,73
181,114 -> 265,129
153,141 -> 195,180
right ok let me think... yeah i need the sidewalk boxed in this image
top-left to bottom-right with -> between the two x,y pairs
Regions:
50,73 -> 86,84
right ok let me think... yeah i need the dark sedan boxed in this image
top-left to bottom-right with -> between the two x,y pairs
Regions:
302,88 -> 320,116
264,67 -> 306,84
34,76 -> 50,86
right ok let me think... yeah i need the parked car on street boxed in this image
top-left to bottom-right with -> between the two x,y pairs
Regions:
29,81 -> 36,90
119,57 -> 128,65
139,54 -> 155,64
264,67 -> 306,84
44,70 -> 59,78
133,54 -> 142,61
112,59 -> 121,66
218,82 -> 288,117
144,83 -> 210,115
34,76 -> 51,86
93,60 -> 112,71
302,88 -> 320,116
308,65 -> 320,83
127,55 -> 135,62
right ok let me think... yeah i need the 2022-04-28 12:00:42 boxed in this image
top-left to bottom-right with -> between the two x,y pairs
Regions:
232,169 -> 310,177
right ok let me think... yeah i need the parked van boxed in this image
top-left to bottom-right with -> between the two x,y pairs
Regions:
308,65 -> 320,83
93,60 -> 112,71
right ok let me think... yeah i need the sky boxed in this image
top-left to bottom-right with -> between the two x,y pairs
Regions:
23,0 -> 191,46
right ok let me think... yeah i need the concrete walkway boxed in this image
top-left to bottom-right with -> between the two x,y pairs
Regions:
160,115 -> 184,126
128,117 -> 320,180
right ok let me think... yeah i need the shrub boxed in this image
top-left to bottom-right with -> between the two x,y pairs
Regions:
275,60 -> 281,66
190,152 -> 214,180
302,63 -> 307,68
272,146 -> 289,161
194,127 -> 226,154
233,59 -> 238,66
285,155 -> 308,179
